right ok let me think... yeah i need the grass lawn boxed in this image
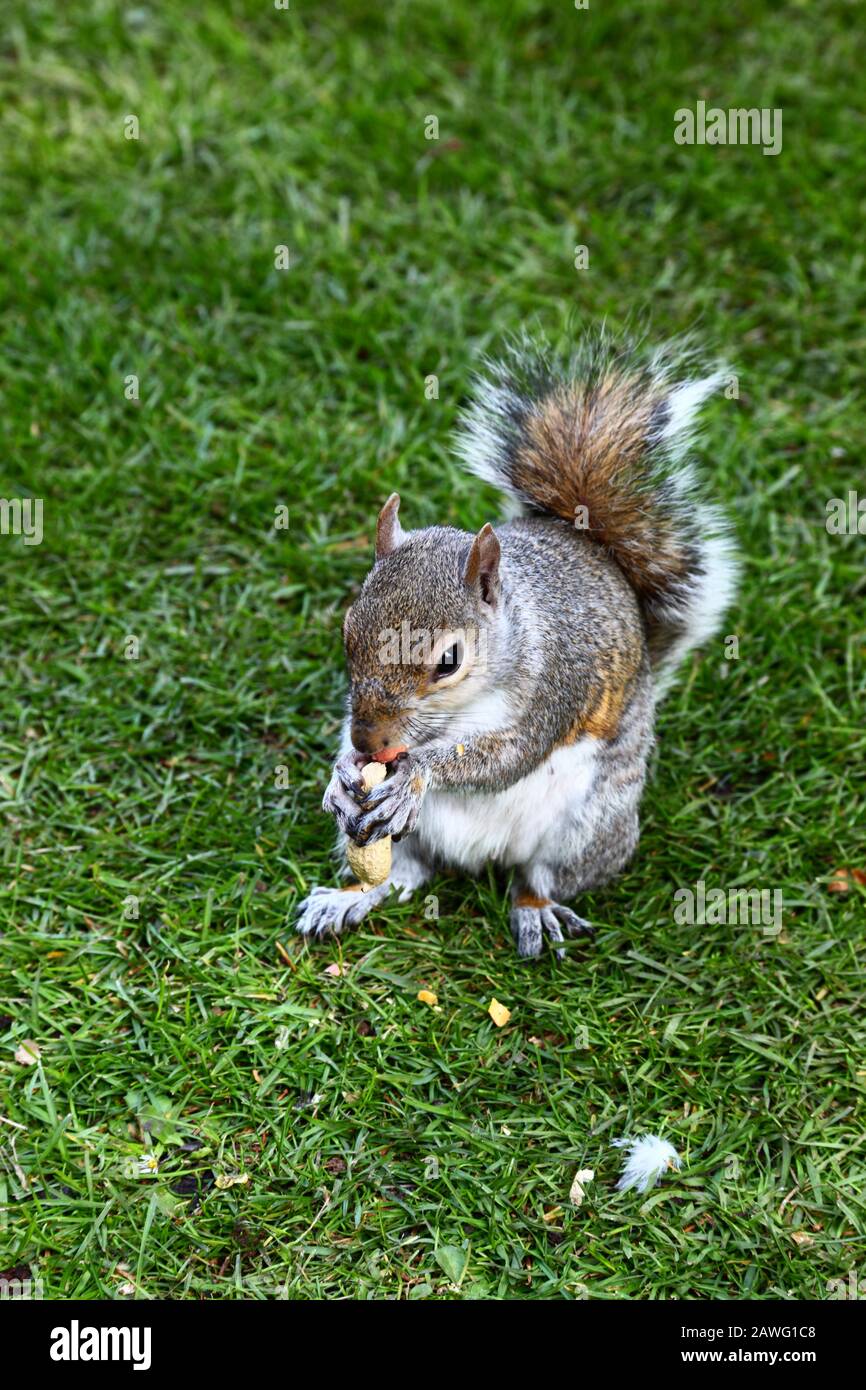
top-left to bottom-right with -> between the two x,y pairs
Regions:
1,0 -> 865,1300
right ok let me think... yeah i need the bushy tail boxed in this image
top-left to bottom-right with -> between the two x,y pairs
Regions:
454,328 -> 739,695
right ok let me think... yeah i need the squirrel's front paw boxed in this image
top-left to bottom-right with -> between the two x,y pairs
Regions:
322,750 -> 368,836
296,883 -> 387,938
354,760 -> 429,845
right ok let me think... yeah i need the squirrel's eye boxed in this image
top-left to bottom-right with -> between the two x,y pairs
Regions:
434,642 -> 461,681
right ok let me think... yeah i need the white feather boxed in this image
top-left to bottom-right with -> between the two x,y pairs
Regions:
612,1134 -> 682,1193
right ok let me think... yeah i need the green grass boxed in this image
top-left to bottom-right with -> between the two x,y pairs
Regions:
1,0 -> 865,1300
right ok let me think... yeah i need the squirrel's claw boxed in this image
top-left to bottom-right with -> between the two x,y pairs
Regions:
322,783 -> 359,837
510,901 -> 594,960
354,801 -> 412,846
296,882 -> 390,938
354,763 -> 427,845
359,777 -> 395,809
335,751 -> 368,802
323,752 -> 368,834
551,904 -> 594,939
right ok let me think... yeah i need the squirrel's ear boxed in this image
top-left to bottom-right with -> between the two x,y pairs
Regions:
376,492 -> 404,560
463,522 -> 501,607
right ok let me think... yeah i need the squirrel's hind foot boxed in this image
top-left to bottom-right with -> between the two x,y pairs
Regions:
510,898 -> 594,961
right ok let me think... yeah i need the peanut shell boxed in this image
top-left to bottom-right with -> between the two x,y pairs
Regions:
346,761 -> 391,888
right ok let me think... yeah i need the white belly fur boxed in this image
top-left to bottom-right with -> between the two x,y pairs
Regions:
415,738 -> 599,874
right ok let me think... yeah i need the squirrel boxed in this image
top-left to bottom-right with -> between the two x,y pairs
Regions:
297,328 -> 739,958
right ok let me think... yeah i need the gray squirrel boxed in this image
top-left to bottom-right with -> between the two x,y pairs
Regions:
297,328 -> 739,958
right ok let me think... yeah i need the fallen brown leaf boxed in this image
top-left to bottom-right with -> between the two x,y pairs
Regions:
828,867 -> 866,893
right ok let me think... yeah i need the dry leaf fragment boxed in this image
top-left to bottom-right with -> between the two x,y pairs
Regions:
569,1168 -> 595,1207
417,989 -> 438,1007
215,1173 -> 250,1189
324,962 -> 344,977
791,1231 -> 814,1248
488,998 -> 511,1028
14,1040 -> 40,1066
828,867 -> 866,893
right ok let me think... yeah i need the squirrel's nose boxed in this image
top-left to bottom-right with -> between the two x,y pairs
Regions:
351,719 -> 400,757
351,723 -> 374,756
